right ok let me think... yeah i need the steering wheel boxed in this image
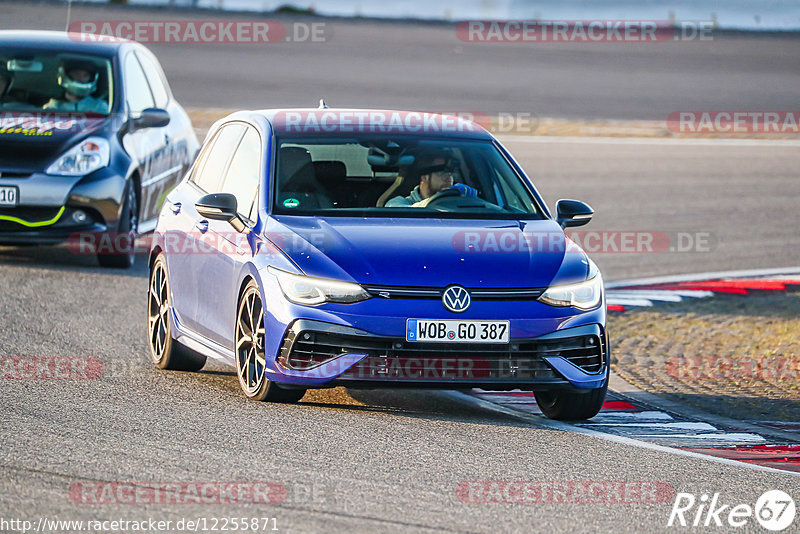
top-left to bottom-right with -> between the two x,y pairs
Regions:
420,188 -> 508,213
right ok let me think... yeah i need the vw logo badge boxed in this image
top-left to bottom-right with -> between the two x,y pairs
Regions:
442,285 -> 471,313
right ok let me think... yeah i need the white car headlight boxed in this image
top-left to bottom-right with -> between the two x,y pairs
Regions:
539,274 -> 603,310
46,137 -> 110,176
268,267 -> 370,305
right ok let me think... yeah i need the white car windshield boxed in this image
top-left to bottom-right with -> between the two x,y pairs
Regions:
0,50 -> 112,114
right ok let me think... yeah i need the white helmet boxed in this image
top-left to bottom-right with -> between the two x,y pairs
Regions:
58,60 -> 98,97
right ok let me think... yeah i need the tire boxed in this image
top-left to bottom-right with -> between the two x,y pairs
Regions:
235,280 -> 306,403
534,378 -> 608,421
98,180 -> 137,269
147,254 -> 206,371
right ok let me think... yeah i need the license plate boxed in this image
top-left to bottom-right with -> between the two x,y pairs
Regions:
0,186 -> 18,207
406,319 -> 510,343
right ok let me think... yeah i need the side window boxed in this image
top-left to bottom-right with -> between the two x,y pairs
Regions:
136,52 -> 169,108
123,53 -> 154,113
220,127 -> 262,220
191,124 -> 246,193
187,137 -> 216,187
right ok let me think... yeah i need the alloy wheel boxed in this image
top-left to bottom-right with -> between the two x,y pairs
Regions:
236,286 -> 266,395
148,259 -> 170,362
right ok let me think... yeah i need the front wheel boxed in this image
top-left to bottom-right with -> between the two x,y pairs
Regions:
235,281 -> 305,403
98,181 -> 138,269
534,379 -> 607,421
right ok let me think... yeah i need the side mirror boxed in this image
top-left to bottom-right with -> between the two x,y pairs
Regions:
130,107 -> 170,131
556,199 -> 593,228
195,193 -> 246,232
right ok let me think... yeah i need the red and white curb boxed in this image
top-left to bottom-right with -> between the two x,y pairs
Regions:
458,267 -> 800,475
454,389 -> 800,475
604,266 -> 800,311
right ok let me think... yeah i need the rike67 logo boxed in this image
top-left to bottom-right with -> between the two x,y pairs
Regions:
668,490 -> 796,531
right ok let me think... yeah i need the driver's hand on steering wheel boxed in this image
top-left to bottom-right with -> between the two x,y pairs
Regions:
411,183 -> 479,207
449,183 -> 478,198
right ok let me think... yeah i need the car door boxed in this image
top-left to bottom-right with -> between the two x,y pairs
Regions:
120,51 -> 170,227
163,134 -> 217,334
170,123 -> 246,339
135,50 -> 194,227
195,125 -> 263,347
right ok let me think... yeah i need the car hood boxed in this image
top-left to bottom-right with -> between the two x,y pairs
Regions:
265,216 -> 590,288
0,114 -> 109,173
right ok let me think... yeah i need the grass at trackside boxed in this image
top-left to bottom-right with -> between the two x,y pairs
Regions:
608,291 -> 800,423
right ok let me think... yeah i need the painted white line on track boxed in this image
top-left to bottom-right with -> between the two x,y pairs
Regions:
606,266 -> 800,289
473,397 -> 539,405
609,373 -> 800,445
583,422 -> 718,431
586,411 -> 674,423
606,292 -> 684,303
637,433 -> 767,443
498,135 -> 800,147
607,289 -> 712,299
605,298 -> 653,307
444,391 -> 800,478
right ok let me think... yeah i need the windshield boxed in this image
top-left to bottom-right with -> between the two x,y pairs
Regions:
273,137 -> 544,219
0,50 -> 112,114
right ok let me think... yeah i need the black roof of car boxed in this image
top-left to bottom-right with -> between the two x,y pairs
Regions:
0,30 -> 132,56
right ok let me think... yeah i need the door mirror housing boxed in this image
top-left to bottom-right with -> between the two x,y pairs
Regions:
130,107 -> 170,131
195,193 -> 246,232
556,199 -> 593,228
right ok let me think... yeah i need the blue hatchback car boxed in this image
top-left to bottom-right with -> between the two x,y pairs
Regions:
149,108 -> 608,420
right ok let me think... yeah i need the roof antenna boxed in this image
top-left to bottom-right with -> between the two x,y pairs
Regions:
318,99 -> 328,109
65,0 -> 73,32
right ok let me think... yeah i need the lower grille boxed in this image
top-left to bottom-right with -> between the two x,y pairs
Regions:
279,329 -> 604,381
0,171 -> 32,179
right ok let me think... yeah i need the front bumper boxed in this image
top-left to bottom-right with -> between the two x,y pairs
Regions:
0,205 -> 108,245
268,319 -> 608,391
0,168 -> 125,244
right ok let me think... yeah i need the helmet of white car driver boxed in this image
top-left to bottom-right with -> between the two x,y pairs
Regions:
57,59 -> 98,98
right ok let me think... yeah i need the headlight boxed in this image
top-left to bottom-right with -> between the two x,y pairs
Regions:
268,267 -> 370,305
46,137 -> 110,176
539,274 -> 603,310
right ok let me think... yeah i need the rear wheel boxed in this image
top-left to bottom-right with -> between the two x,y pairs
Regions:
98,180 -> 137,269
534,378 -> 607,421
148,254 -> 206,371
236,281 -> 305,403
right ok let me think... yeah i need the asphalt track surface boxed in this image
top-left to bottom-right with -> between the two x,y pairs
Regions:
3,1 -> 800,119
2,2 -> 800,532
